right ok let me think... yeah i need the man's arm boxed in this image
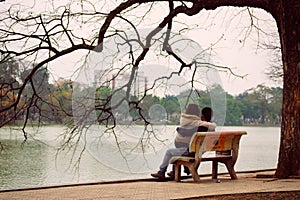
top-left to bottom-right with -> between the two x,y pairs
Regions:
199,121 -> 216,131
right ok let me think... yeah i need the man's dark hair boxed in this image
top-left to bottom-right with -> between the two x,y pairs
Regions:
202,107 -> 213,122
185,104 -> 200,116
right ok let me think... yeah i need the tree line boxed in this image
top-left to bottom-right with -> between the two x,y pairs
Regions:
0,61 -> 282,127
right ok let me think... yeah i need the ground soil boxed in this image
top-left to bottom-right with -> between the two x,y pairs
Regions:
190,191 -> 300,200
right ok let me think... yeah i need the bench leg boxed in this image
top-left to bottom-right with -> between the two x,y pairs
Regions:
174,164 -> 181,182
224,161 -> 237,179
189,166 -> 200,182
212,161 -> 218,179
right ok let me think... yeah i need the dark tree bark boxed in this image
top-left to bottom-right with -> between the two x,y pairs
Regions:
270,0 -> 300,178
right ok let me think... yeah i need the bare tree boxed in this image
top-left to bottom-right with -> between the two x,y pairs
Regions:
259,31 -> 283,83
0,0 -> 299,178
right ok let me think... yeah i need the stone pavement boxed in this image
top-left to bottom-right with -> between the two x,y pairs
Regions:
0,170 -> 299,200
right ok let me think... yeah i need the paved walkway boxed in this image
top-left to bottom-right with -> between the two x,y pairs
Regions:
0,170 -> 299,200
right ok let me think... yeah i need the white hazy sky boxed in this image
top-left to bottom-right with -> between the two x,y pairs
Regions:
183,7 -> 282,95
208,41 -> 277,95
50,5 -> 282,95
218,48 -> 276,95
1,1 -> 283,95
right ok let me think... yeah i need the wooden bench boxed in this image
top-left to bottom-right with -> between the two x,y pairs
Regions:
169,131 -> 247,182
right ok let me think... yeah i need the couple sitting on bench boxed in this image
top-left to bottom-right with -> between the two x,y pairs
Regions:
151,104 -> 216,181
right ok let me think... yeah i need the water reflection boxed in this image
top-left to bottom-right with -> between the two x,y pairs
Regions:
0,140 -> 47,189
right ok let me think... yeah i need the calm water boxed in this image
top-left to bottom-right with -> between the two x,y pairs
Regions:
0,125 -> 280,190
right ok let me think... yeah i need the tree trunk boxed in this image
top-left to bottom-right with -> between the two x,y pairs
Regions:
275,0 -> 300,178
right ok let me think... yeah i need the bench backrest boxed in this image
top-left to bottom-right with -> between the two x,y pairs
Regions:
189,131 -> 247,163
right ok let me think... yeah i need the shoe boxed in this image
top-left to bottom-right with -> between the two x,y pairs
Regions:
167,171 -> 174,177
167,171 -> 175,180
151,171 -> 166,180
184,167 -> 190,175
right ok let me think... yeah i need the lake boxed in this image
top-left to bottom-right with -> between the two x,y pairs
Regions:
0,125 -> 280,190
